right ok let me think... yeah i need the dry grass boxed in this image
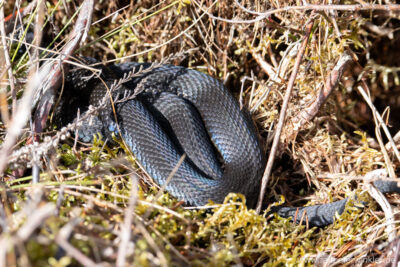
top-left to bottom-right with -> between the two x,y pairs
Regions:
1,0 -> 400,266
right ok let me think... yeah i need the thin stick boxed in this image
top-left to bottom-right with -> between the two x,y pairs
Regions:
386,130 -> 400,150
0,5 -> 16,116
55,233 -> 102,267
193,1 -> 400,25
373,109 -> 395,178
0,0 -> 94,176
30,0 -> 45,184
116,175 -> 138,267
256,19 -> 314,213
289,52 -> 353,135
251,50 -> 283,84
364,170 -> 396,242
357,83 -> 400,165
32,0 -> 94,135
16,203 -> 56,241
0,62 -> 50,176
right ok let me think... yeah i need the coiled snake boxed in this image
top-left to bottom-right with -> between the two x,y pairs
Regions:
55,59 -> 400,227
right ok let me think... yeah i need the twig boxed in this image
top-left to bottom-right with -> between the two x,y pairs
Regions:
289,52 -> 353,136
0,0 -> 94,176
375,238 -> 400,267
28,0 -> 45,73
0,6 -> 16,116
256,18 -> 314,213
364,22 -> 394,38
0,62 -> 51,176
116,175 -> 138,267
364,169 -> 396,243
32,0 -> 94,135
135,222 -> 169,267
16,203 -> 56,241
387,130 -> 400,149
193,1 -> 400,24
55,230 -> 102,267
357,82 -> 400,165
250,50 -> 283,84
55,216 -> 82,259
373,109 -> 396,179
234,0 -> 400,16
30,0 -> 45,184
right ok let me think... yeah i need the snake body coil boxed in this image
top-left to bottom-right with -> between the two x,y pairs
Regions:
56,60 -> 265,207
56,60 -> 400,227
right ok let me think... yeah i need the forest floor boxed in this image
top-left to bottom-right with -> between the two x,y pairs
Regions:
2,0 -> 400,266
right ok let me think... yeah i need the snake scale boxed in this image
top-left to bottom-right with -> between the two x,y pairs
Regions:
54,58 -> 400,227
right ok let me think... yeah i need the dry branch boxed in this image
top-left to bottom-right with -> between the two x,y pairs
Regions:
55,232 -> 102,267
193,1 -> 400,24
364,169 -> 396,242
0,0 -> 94,176
0,5 -> 16,116
288,52 -> 353,136
32,0 -> 94,135
357,82 -> 400,166
256,18 -> 315,213
116,176 -> 138,267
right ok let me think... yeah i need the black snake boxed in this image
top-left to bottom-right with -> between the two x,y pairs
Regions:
54,58 -> 400,227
